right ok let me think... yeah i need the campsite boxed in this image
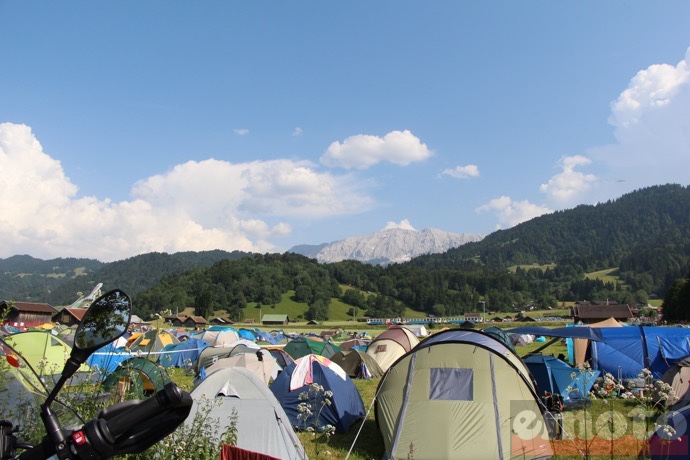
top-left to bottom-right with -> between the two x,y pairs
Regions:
6,307 -> 690,460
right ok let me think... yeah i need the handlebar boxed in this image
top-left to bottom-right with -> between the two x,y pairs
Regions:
17,383 -> 192,459
104,382 -> 190,439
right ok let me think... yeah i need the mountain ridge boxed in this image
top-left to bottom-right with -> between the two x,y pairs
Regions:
289,227 -> 484,265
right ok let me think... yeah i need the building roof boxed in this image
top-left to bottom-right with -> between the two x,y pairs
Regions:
262,314 -> 289,322
211,317 -> 235,324
165,315 -> 188,322
571,304 -> 633,320
2,301 -> 58,314
53,307 -> 87,322
184,315 -> 208,324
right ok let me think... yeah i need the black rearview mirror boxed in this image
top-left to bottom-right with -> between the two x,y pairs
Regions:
74,289 -> 131,352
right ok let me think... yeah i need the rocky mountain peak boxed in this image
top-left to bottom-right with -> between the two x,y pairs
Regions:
289,226 -> 484,265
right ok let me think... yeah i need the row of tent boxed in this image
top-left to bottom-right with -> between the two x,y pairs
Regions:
12,318 -> 690,459
188,353 -> 369,459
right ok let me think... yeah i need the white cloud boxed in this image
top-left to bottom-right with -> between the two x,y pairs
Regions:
0,123 -> 375,261
538,47 -> 690,207
320,130 -> 432,169
539,155 -> 597,204
383,219 -> 417,231
476,196 -> 552,228
233,128 -> 249,136
292,127 -> 303,136
441,164 -> 480,179
609,49 -> 689,129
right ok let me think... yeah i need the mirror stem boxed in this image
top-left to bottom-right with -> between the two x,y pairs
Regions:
44,356 -> 81,407
40,404 -> 67,456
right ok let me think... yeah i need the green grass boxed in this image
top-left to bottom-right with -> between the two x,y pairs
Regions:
508,263 -> 557,273
229,289 -> 428,324
585,268 -> 621,284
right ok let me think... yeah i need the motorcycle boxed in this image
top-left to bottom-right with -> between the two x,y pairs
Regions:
0,289 -> 193,459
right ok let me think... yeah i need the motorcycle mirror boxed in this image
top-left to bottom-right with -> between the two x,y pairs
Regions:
40,289 -> 132,450
73,289 -> 132,354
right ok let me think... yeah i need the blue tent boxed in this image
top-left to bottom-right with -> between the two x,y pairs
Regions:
270,354 -> 365,433
87,343 -> 130,373
159,338 -> 209,368
238,328 -> 258,341
589,326 -> 690,379
255,330 -> 288,345
523,354 -> 600,403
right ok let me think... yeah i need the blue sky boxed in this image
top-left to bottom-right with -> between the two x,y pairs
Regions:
1,2 -> 689,262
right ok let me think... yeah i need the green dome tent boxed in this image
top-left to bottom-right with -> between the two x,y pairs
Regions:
283,336 -> 340,360
375,329 -> 553,459
102,357 -> 171,399
4,331 -> 91,377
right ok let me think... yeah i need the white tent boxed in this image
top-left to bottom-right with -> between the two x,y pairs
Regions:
366,326 -> 420,372
203,349 -> 278,385
403,324 -> 428,337
187,367 -> 306,459
194,329 -> 240,346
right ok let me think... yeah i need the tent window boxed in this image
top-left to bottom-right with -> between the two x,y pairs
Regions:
375,344 -> 387,353
430,368 -> 473,400
138,339 -> 151,346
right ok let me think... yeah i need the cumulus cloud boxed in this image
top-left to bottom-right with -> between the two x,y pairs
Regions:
383,219 -> 417,231
476,196 -> 552,228
593,47 -> 690,188
233,128 -> 249,136
320,130 -> 432,169
609,49 -> 689,129
536,47 -> 690,207
440,164 -> 480,179
292,127 -> 303,136
0,123 -> 374,261
539,155 -> 597,204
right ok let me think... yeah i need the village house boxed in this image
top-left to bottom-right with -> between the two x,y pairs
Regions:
51,307 -> 87,327
1,301 -> 58,330
570,302 -> 634,324
165,315 -> 189,327
182,315 -> 208,329
261,314 -> 290,326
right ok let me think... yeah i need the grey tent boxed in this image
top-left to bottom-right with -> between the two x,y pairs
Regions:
660,355 -> 690,410
330,349 -> 384,379
195,341 -> 262,373
187,367 -> 306,459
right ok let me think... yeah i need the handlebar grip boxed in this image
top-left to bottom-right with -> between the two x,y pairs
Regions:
104,382 -> 190,440
17,437 -> 53,460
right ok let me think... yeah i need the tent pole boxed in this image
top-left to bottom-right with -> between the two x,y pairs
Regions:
521,337 -> 559,359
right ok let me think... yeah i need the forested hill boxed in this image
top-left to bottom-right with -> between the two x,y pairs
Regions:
2,184 -> 688,321
0,250 -> 251,305
412,184 -> 690,272
129,185 -> 690,322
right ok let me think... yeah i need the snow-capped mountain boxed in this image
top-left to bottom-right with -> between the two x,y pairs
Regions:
288,227 -> 484,265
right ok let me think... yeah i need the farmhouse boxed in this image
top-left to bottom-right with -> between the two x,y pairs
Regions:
262,314 -> 290,326
571,302 -> 634,324
52,307 -> 87,327
165,315 -> 208,328
1,301 -> 58,330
